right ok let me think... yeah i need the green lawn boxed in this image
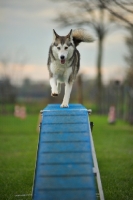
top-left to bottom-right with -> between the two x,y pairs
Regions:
90,115 -> 133,200
0,115 -> 39,200
0,114 -> 133,200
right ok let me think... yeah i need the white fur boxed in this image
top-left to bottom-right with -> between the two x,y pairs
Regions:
48,29 -> 94,108
49,39 -> 75,107
61,82 -> 73,107
56,44 -> 68,60
49,60 -> 73,107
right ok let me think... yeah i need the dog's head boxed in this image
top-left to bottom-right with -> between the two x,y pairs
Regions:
52,29 -> 74,65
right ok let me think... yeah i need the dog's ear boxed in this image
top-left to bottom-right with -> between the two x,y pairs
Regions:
53,29 -> 59,41
66,29 -> 73,41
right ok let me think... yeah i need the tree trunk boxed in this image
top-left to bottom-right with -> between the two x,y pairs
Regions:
77,74 -> 83,104
96,38 -> 103,113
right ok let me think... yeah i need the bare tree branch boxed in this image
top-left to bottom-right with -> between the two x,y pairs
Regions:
99,0 -> 133,27
114,0 -> 133,14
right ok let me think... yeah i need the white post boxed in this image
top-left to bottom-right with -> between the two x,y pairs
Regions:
89,122 -> 105,200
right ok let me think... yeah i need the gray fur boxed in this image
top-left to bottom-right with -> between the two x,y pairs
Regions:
47,28 -> 94,107
47,34 -> 80,82
47,44 -> 56,77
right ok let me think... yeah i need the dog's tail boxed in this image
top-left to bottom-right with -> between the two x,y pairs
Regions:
72,28 -> 95,46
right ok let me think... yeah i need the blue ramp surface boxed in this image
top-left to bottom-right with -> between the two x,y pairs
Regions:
33,104 -> 96,200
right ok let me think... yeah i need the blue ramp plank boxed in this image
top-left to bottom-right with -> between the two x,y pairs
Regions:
40,133 -> 90,142
38,164 -> 93,176
37,176 -> 94,189
35,190 -> 95,200
41,124 -> 88,132
42,115 -> 87,123
37,152 -> 93,164
33,104 -> 96,200
39,142 -> 91,152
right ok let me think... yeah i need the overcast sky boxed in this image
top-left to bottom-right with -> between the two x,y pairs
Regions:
0,0 -> 129,84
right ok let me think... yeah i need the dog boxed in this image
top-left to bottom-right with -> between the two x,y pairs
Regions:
47,28 -> 94,107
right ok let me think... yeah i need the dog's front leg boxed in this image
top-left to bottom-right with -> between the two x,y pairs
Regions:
61,82 -> 73,108
50,77 -> 58,97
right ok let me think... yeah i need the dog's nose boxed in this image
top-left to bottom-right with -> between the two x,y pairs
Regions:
60,55 -> 65,60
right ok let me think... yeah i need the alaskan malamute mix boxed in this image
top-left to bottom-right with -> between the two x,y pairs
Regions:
47,28 -> 94,107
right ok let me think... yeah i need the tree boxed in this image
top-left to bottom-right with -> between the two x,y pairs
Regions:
55,0 -> 116,112
125,27 -> 133,81
99,0 -> 133,27
0,57 -> 17,105
99,0 -> 133,121
0,53 -> 26,114
77,74 -> 83,104
124,27 -> 133,123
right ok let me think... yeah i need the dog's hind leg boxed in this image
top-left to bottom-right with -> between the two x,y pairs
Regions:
50,77 -> 58,97
61,82 -> 73,108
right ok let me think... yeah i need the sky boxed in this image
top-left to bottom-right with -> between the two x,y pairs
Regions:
0,0 -> 129,84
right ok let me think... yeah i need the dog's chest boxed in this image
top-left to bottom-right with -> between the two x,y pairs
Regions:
50,62 -> 72,82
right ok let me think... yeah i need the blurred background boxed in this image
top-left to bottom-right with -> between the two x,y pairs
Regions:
0,0 -> 133,123
0,1 -> 133,199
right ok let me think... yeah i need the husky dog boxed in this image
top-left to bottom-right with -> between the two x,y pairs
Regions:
47,28 -> 94,107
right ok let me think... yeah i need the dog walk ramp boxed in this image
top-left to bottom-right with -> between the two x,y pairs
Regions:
32,104 -> 97,200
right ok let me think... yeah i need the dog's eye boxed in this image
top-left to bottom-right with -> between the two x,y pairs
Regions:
65,47 -> 68,50
57,47 -> 60,50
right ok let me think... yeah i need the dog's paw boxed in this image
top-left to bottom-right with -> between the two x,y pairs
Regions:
51,93 -> 58,97
60,103 -> 69,108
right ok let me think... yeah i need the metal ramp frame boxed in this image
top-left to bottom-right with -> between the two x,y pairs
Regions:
32,104 -> 104,200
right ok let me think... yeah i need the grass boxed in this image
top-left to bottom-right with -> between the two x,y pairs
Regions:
90,115 -> 133,200
0,113 -> 133,200
0,114 -> 39,200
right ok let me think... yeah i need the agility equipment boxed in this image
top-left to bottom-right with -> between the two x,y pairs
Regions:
32,104 -> 104,200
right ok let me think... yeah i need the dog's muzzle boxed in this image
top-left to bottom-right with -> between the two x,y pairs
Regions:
60,55 -> 65,64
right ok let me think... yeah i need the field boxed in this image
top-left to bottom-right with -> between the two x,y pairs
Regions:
0,114 -> 39,200
0,113 -> 133,200
90,115 -> 133,200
